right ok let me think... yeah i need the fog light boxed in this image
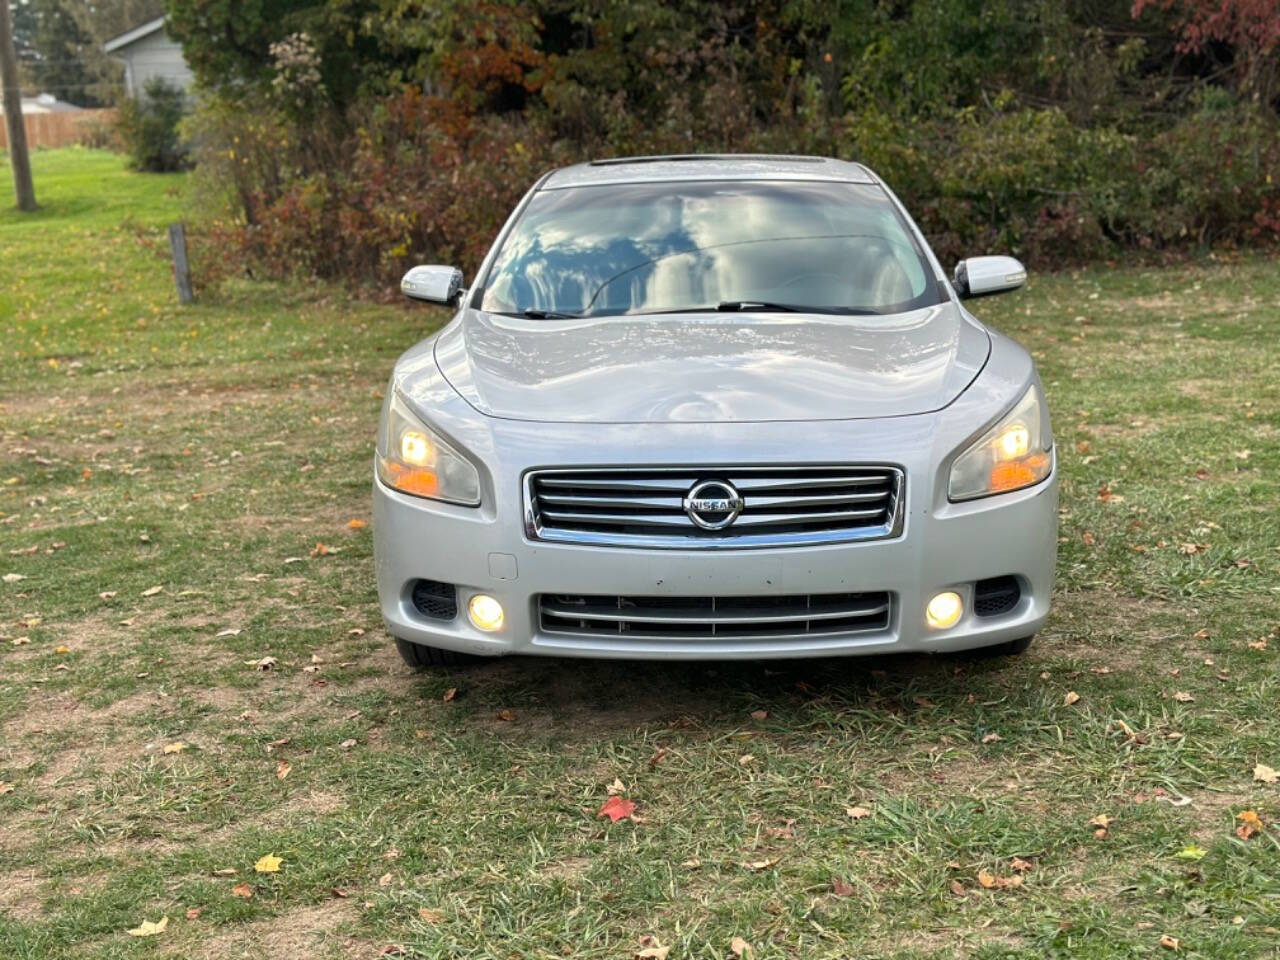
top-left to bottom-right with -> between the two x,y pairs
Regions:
926,591 -> 963,629
467,594 -> 504,632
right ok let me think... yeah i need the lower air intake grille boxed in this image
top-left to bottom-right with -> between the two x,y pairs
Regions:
411,579 -> 458,620
973,576 -> 1020,618
526,465 -> 903,549
539,591 -> 891,640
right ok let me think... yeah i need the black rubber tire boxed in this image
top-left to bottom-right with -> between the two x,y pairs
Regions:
394,637 -> 481,669
969,634 -> 1035,659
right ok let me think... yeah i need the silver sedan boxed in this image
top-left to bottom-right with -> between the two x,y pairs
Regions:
374,155 -> 1057,666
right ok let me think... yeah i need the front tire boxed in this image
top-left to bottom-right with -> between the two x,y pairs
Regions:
394,637 -> 480,669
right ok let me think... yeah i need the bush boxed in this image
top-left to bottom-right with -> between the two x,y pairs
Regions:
116,78 -> 190,173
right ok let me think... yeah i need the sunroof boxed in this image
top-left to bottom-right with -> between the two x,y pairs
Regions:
587,154 -> 826,167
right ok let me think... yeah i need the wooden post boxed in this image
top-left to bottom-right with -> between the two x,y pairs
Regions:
0,0 -> 36,211
168,223 -> 193,304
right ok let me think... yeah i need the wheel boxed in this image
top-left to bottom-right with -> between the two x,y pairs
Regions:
394,637 -> 481,669
967,635 -> 1035,659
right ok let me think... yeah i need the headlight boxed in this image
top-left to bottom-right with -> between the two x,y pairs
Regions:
948,385 -> 1052,501
376,392 -> 481,505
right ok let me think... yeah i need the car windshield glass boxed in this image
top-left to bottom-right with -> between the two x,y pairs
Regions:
478,180 -> 940,317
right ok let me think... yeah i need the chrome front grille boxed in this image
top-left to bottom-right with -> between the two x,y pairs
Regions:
540,591 -> 892,640
524,466 -> 903,549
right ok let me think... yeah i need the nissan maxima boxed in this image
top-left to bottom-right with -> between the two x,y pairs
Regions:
374,155 -> 1057,666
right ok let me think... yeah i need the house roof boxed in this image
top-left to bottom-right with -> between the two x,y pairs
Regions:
103,16 -> 168,54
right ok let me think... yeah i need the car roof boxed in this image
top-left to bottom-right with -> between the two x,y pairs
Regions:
540,154 -> 878,190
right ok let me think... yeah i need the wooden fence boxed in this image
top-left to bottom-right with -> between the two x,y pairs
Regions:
0,109 -> 117,150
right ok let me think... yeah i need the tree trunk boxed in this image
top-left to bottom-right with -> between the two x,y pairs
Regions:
0,0 -> 37,212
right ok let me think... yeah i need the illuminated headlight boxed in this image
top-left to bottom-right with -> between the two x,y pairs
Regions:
376,392 -> 481,505
948,386 -> 1052,501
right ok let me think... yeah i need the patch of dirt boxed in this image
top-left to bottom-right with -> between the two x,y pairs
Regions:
0,867 -> 44,921
178,898 -> 359,960
1043,589 -> 1184,672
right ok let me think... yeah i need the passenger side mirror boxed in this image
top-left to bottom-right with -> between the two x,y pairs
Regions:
401,265 -> 464,305
953,255 -> 1026,300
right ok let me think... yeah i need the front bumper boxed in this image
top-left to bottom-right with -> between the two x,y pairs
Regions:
372,417 -> 1058,662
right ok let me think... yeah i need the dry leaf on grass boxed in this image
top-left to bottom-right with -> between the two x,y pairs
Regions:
418,907 -> 442,923
743,857 -> 780,871
1253,763 -> 1278,784
2,573 -> 26,583
1010,857 -> 1034,873
730,936 -> 751,957
346,518 -> 368,530
1235,810 -> 1263,840
635,937 -> 670,960
185,907 -> 204,920
162,742 -> 187,755
1063,691 -> 1081,706
54,645 -> 70,655
340,738 -> 358,749
496,708 -> 515,722
0,782 -> 14,795
1172,691 -> 1194,703
977,869 -> 1023,890
606,778 -> 626,796
246,656 -> 278,671
750,709 -> 768,720
1174,845 -> 1206,861
254,854 -> 283,873
98,590 -> 117,600
276,760 -> 291,780
442,687 -> 456,702
10,637 -> 29,646
141,585 -> 163,597
982,732 -> 1003,744
598,795 -> 636,822
215,628 -> 241,638
845,806 -> 872,819
127,916 -> 168,937
1160,934 -> 1181,951
832,878 -> 855,896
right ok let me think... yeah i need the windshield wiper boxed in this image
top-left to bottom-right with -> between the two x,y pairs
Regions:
520,308 -> 580,319
715,300 -> 802,313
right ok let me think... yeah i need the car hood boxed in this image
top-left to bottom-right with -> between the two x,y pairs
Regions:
432,302 -> 989,424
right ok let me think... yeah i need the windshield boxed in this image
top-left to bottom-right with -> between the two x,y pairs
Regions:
477,180 -> 941,317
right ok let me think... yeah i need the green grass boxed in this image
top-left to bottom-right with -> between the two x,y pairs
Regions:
2,149 -> 1279,960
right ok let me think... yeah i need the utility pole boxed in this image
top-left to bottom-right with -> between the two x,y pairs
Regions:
0,0 -> 36,211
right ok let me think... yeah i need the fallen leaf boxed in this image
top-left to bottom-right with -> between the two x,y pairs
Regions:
496,708 -> 515,722
977,869 -> 1023,890
232,882 -> 254,898
379,872 -> 393,887
606,778 -> 626,796
744,857 -> 780,871
10,636 -> 29,646
1089,814 -> 1113,828
418,907 -> 442,923
831,878 -> 855,896
276,760 -> 291,781
340,738 -> 357,749
598,795 -> 636,822
949,878 -> 967,897
185,907 -> 204,920
635,937 -> 670,960
1174,844 -> 1206,861
982,732 -> 1003,744
213,868 -> 237,876
1082,531 -> 1095,547
442,687 -> 456,702
1011,857 -> 1034,873
1254,763 -> 1278,784
750,709 -> 768,720
215,628 -> 241,638
163,742 -> 187,755
1248,639 -> 1268,651
730,935 -> 751,957
1172,691 -> 1194,703
247,656 -> 278,671
846,806 -> 872,820
649,747 -> 668,768
54,644 -> 70,655
1063,691 -> 1081,706
1160,934 -> 1181,951
141,585 -> 163,597
2,573 -> 26,583
1192,628 -> 1210,640
738,754 -> 755,766
1235,810 -> 1263,840
310,542 -> 332,557
0,782 -> 14,795
127,916 -> 169,937
98,591 -> 117,600
346,518 -> 367,530
254,854 -> 283,873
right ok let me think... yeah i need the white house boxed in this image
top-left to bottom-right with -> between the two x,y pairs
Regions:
103,17 -> 195,98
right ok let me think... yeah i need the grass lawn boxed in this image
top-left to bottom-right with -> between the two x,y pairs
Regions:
2,148 -> 1279,960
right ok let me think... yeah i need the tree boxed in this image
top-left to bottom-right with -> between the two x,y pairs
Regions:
0,0 -> 37,210
15,0 -> 99,106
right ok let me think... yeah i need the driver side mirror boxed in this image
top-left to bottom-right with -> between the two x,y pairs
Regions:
401,265 -> 464,305
953,255 -> 1026,300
